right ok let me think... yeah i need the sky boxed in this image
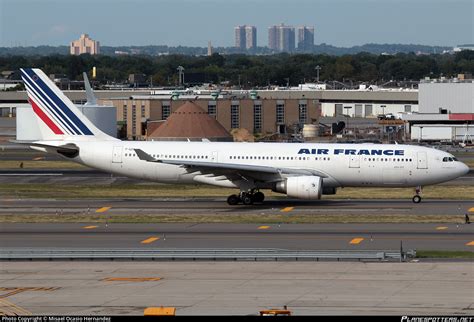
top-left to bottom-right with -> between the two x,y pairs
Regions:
0,0 -> 472,48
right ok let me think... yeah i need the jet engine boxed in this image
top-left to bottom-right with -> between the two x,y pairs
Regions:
272,176 -> 323,200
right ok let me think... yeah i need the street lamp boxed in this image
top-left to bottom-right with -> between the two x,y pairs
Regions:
315,65 -> 321,83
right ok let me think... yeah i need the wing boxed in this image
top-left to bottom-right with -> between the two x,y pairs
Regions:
134,148 -> 328,184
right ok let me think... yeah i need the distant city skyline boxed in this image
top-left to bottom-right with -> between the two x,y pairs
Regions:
0,0 -> 472,48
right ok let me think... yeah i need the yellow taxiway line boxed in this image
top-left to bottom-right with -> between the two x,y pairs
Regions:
141,237 -> 160,244
349,238 -> 364,245
96,206 -> 111,213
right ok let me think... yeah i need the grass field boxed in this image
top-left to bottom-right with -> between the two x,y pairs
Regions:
0,160 -> 86,169
1,183 -> 474,200
0,213 -> 468,224
416,250 -> 474,259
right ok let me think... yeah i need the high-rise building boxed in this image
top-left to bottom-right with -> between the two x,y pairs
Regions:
268,24 -> 295,52
268,26 -> 278,50
234,26 -> 246,50
207,41 -> 213,56
234,25 -> 257,51
297,26 -> 315,52
70,34 -> 100,55
245,26 -> 257,50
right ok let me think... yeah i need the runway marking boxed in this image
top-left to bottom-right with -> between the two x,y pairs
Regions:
436,226 -> 448,230
466,241 -> 474,246
141,237 -> 160,244
102,277 -> 161,282
96,206 -> 111,213
0,298 -> 31,316
83,225 -> 98,229
349,238 -> 364,245
281,207 -> 294,212
258,226 -> 270,230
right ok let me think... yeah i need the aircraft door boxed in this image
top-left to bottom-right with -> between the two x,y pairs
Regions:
210,151 -> 218,162
417,152 -> 428,169
112,146 -> 123,163
349,154 -> 360,168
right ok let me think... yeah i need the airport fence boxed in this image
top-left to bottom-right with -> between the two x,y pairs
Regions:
0,248 -> 416,262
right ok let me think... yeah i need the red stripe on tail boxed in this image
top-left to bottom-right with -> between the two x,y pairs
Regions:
28,98 -> 64,135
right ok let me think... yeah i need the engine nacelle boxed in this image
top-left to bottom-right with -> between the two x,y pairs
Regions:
273,176 -> 323,200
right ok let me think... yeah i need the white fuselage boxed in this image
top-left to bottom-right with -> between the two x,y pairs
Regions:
57,141 -> 469,189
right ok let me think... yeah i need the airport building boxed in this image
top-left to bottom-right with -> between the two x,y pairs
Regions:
401,77 -> 474,143
99,94 -> 321,140
3,78 -> 472,143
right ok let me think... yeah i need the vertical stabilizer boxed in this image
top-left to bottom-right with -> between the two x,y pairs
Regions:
20,68 -> 117,141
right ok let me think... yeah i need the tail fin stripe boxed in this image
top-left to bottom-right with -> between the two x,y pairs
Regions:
22,71 -> 80,135
29,98 -> 64,135
24,81 -> 75,135
24,69 -> 93,135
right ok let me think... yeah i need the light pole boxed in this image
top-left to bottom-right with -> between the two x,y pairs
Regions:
315,65 -> 321,83
177,66 -> 185,86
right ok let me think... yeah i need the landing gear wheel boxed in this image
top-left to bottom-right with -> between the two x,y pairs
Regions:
227,194 -> 240,205
242,195 -> 254,205
253,191 -> 265,203
412,195 -> 422,203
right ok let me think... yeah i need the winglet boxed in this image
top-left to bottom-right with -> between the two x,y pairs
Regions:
134,149 -> 158,162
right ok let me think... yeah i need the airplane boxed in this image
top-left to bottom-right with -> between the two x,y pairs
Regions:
16,68 -> 469,205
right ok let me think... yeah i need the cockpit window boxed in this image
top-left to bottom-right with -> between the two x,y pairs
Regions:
443,156 -> 458,162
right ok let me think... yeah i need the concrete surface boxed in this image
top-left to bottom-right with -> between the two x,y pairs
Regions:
0,261 -> 472,315
1,223 -> 473,251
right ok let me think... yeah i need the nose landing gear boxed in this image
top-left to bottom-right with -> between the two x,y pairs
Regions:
227,190 -> 265,205
412,186 -> 422,203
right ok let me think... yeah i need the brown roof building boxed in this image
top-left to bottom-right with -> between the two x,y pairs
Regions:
147,101 -> 232,141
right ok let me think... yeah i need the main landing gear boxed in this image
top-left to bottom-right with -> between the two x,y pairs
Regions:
227,190 -> 265,205
412,186 -> 422,203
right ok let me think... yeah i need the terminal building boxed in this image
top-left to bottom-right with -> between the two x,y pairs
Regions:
1,75 -> 472,144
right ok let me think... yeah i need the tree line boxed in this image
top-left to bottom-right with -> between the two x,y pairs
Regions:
0,51 -> 472,88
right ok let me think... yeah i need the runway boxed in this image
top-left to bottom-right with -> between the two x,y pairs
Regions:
1,197 -> 473,216
1,222 -> 473,251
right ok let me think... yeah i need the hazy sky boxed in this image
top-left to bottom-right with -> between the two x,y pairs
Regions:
0,0 -> 472,47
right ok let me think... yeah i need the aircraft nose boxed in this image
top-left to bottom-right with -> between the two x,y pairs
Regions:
460,162 -> 470,176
